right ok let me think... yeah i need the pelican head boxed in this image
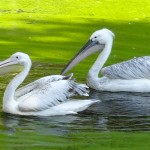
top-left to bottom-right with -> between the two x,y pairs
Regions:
61,28 -> 115,75
0,52 -> 31,75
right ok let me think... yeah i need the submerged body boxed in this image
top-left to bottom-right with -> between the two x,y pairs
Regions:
61,28 -> 150,92
0,52 -> 99,116
87,76 -> 150,92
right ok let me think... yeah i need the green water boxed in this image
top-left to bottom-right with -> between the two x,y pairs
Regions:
0,0 -> 150,150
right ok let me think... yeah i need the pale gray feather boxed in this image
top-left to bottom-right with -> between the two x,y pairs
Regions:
15,74 -> 73,98
101,56 -> 150,79
14,75 -> 89,112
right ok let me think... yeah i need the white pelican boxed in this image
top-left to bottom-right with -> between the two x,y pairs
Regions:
0,52 -> 99,116
61,28 -> 150,92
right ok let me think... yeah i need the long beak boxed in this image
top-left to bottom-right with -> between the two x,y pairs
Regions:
61,39 -> 104,75
0,58 -> 18,68
0,58 -> 20,75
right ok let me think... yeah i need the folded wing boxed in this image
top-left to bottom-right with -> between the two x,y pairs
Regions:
102,56 -> 150,79
15,75 -> 89,112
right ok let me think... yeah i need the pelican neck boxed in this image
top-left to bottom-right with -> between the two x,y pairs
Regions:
88,38 -> 113,79
3,61 -> 31,103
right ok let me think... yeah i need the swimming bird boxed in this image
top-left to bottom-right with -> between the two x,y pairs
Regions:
0,52 -> 99,116
61,28 -> 150,92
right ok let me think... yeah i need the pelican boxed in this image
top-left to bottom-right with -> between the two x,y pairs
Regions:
61,28 -> 150,92
0,52 -> 99,116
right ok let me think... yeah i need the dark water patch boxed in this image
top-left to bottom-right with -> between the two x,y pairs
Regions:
89,90 -> 150,116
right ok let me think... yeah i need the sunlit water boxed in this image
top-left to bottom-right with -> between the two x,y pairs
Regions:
0,62 -> 150,138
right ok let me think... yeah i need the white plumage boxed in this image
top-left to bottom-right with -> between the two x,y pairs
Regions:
61,28 -> 150,92
0,52 -> 99,116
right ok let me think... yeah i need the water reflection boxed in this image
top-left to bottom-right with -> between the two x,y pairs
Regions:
89,89 -> 150,116
88,89 -> 150,131
1,113 -> 79,135
1,89 -> 150,135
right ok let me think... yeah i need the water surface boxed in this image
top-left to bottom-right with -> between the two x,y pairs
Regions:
0,62 -> 150,136
0,1 -> 150,149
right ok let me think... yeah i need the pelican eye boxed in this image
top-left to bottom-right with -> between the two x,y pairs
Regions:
16,56 -> 19,59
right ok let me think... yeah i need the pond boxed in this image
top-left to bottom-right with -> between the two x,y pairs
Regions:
0,62 -> 150,150
0,0 -> 150,149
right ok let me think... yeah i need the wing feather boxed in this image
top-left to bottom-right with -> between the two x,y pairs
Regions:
15,75 -> 72,98
16,75 -> 89,112
102,56 -> 150,79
